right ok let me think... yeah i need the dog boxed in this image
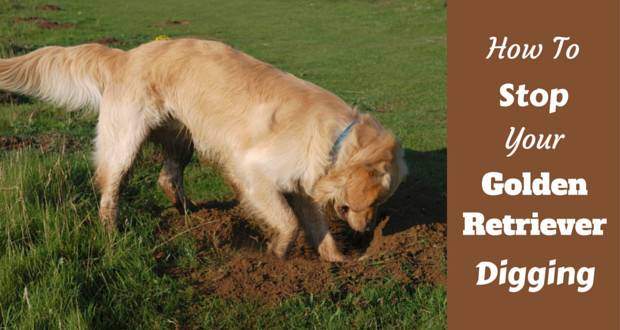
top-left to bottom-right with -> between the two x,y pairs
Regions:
0,38 -> 407,262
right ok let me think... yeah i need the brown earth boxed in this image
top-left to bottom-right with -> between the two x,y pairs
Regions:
154,164 -> 447,304
14,16 -> 74,30
37,20 -> 74,30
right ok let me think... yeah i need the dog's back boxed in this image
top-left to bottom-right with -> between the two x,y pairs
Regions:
117,39 -> 356,171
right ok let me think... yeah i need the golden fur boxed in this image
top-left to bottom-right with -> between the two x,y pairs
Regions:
0,39 -> 407,262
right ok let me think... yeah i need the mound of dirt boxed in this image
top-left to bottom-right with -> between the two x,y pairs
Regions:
155,194 -> 446,303
37,20 -> 74,30
14,16 -> 74,30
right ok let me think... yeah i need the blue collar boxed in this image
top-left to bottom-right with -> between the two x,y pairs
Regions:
330,120 -> 358,163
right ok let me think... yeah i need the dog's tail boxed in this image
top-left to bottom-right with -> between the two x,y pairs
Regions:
0,44 -> 124,110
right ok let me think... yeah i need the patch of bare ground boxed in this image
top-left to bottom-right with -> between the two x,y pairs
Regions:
155,177 -> 446,304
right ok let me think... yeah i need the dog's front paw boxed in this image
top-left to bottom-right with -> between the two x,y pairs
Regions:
317,235 -> 348,262
320,252 -> 348,263
318,245 -> 348,263
266,239 -> 290,259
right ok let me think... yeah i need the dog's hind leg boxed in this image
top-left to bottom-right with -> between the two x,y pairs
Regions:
94,102 -> 151,232
289,194 -> 346,262
237,175 -> 299,259
150,122 -> 196,214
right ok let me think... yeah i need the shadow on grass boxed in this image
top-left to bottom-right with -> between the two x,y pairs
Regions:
381,148 -> 446,236
194,199 -> 238,211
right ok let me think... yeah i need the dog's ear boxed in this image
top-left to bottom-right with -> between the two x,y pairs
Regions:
345,165 -> 382,211
312,169 -> 348,205
353,120 -> 380,149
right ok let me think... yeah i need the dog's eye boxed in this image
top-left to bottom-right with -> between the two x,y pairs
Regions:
338,205 -> 350,216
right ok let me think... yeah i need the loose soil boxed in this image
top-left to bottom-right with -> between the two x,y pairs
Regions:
155,178 -> 446,303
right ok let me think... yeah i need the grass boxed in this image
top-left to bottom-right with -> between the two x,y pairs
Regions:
0,0 -> 446,328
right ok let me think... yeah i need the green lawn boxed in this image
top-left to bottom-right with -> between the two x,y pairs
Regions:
0,0 -> 446,328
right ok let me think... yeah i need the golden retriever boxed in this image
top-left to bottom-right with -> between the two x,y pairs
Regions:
0,39 -> 407,262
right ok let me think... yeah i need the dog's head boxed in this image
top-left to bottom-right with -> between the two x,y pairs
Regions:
313,116 -> 408,233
